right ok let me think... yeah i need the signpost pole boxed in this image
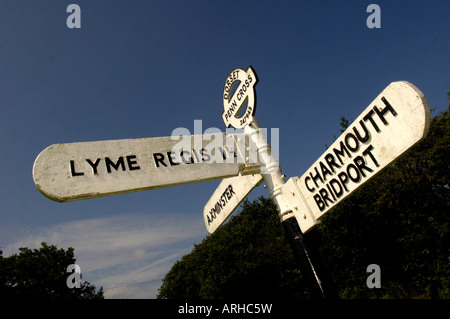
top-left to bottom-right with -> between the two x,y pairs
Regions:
244,120 -> 335,299
220,66 -> 337,299
282,216 -> 336,299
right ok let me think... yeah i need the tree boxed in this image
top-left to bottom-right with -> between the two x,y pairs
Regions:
158,98 -> 449,299
0,242 -> 103,299
316,104 -> 450,298
157,197 -> 308,299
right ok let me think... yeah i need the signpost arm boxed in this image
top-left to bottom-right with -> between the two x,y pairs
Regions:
244,120 -> 335,299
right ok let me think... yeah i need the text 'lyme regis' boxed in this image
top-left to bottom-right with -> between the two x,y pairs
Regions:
69,147 -> 237,177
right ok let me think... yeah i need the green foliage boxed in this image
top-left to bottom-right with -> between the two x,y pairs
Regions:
339,116 -> 351,132
158,103 -> 449,299
0,242 -> 104,299
157,197 -> 308,299
317,106 -> 450,299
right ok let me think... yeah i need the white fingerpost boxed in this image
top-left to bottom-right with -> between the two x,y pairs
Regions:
204,173 -> 263,233
243,120 -> 293,221
33,65 -> 431,300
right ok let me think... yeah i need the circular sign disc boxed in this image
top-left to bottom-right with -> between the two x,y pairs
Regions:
222,66 -> 258,129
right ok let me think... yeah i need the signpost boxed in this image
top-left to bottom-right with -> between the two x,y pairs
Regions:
222,66 -> 258,129
204,173 -> 263,234
33,65 -> 430,299
292,81 -> 430,233
33,132 -> 260,202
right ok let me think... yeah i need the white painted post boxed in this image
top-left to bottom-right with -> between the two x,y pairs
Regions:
244,120 -> 332,298
220,66 -> 333,298
243,120 -> 290,219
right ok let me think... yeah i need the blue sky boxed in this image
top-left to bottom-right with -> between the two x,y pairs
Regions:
0,0 -> 448,298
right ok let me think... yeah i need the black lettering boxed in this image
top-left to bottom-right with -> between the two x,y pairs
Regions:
86,158 -> 101,175
208,185 -> 236,224
374,97 -> 398,125
319,188 -> 334,207
207,214 -> 213,225
338,171 -> 349,192
200,148 -> 211,162
231,99 -> 237,110
344,132 -> 359,153
180,151 -> 194,164
346,163 -> 361,183
362,144 -> 379,167
363,109 -> 380,133
353,120 -> 370,143
320,161 -> 332,181
192,149 -> 201,163
324,153 -> 341,173
70,160 -> 84,177
309,167 -> 323,188
167,152 -> 180,166
228,185 -> 235,196
105,157 -> 125,173
353,155 -> 373,178
223,145 -> 237,160
218,147 -> 225,160
153,153 -> 167,167
327,184 -> 336,201
126,155 -> 140,170
329,178 -> 344,198
305,176 -> 315,192
314,194 -> 326,212
333,141 -> 352,165
222,193 -> 228,204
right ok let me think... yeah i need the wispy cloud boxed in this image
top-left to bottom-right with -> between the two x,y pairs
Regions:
1,212 -> 207,298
